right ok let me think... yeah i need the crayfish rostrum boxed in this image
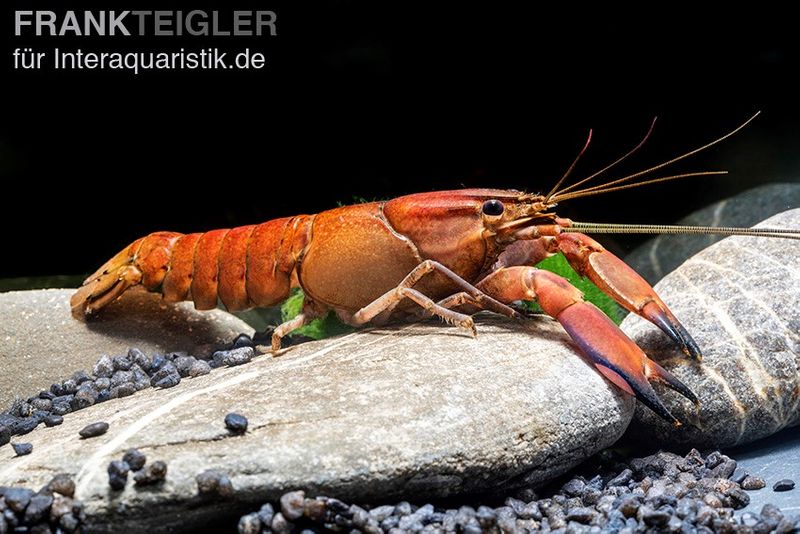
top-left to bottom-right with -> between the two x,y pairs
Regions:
71,114 -> 800,424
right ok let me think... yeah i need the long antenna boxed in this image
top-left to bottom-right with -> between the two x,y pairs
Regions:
552,112 -> 761,203
553,171 -> 728,202
565,221 -> 800,240
545,129 -> 593,201
552,117 -> 657,199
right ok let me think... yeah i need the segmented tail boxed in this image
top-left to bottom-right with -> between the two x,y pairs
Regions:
71,217 -> 310,319
70,232 -> 181,318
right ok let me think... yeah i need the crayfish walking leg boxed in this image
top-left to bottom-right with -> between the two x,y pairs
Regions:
347,259 -> 520,334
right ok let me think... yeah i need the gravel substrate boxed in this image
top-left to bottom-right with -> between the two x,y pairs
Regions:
237,449 -> 799,533
0,474 -> 84,532
0,343 -> 263,444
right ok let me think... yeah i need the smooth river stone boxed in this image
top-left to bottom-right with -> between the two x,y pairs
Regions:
622,209 -> 800,448
0,316 -> 633,532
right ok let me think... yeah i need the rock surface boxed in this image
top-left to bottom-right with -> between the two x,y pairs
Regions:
0,316 -> 633,532
626,182 -> 800,283
622,209 -> 800,448
0,289 -> 254,407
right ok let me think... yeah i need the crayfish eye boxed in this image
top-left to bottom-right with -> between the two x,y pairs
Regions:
482,199 -> 505,217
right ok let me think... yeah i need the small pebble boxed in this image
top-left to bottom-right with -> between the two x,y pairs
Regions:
94,377 -> 111,391
731,467 -> 749,483
134,461 -> 168,486
3,487 -> 34,513
280,490 -> 305,520
150,362 -> 181,389
741,475 -> 767,490
61,379 -> 78,395
189,360 -> 212,378
129,348 -> 151,369
150,353 -> 167,373
213,346 -> 254,367
47,474 -> 76,497
123,449 -> 147,471
93,355 -> 114,378
196,469 -> 234,497
225,413 -> 249,434
231,333 -> 254,349
79,421 -> 109,439
31,397 -> 52,412
131,365 -> 151,390
12,442 -> 32,456
112,354 -> 133,371
107,460 -> 130,490
70,389 -> 95,410
238,512 -> 262,534
112,383 -> 137,398
773,479 -> 795,492
174,355 -> 198,377
110,370 -> 134,388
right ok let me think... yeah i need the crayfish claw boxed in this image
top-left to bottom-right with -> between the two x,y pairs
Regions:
644,357 -> 700,407
641,302 -> 703,361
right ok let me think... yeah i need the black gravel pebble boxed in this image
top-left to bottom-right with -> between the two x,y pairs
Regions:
235,449 -> 800,534
150,353 -> 167,373
731,467 -> 749,484
150,362 -> 181,389
46,474 -> 76,498
773,479 -> 796,492
224,413 -> 248,434
189,360 -> 212,377
742,475 -> 767,490
212,347 -> 254,368
196,469 -> 234,498
174,355 -> 198,377
238,512 -> 261,533
123,448 -> 147,471
280,490 -> 305,520
0,474 -> 85,532
92,355 -> 114,378
133,460 -> 168,486
231,333 -> 255,349
112,383 -> 137,398
3,487 -> 34,512
128,347 -> 150,366
24,494 -> 53,524
11,442 -> 32,456
1,345 -> 270,445
107,460 -> 130,491
78,421 -> 109,439
112,354 -> 133,371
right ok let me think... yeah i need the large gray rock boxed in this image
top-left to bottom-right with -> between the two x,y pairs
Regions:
0,289 -> 254,407
0,316 -> 633,532
622,209 -> 800,448
626,182 -> 800,283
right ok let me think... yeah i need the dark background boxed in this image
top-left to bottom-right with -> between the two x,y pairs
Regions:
3,3 -> 799,279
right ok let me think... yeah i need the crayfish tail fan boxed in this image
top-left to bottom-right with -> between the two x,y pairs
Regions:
70,232 -> 182,318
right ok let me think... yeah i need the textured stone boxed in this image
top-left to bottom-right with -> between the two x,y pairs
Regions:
0,288 -> 254,407
626,183 -> 800,283
0,316 -> 632,532
623,209 -> 800,447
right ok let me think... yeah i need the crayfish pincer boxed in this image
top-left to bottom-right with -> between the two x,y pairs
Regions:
71,114 -> 800,425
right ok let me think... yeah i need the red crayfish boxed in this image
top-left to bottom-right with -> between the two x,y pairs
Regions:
71,114 -> 800,424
